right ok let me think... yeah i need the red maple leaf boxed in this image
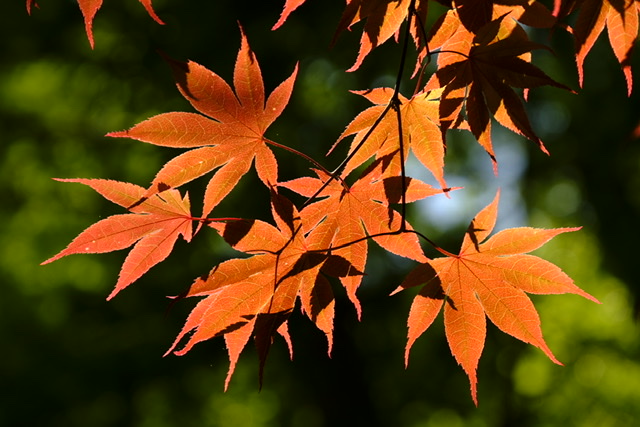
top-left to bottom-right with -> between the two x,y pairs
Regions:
281,158 -> 442,316
42,179 -> 193,300
393,191 -> 599,405
167,191 -> 339,388
108,28 -> 298,220
27,0 -> 164,48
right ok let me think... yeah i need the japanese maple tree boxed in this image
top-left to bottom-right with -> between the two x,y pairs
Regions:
31,0 -> 634,404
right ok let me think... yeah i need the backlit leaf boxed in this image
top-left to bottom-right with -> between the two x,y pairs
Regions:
108,28 -> 298,219
396,191 -> 599,404
42,179 -> 193,300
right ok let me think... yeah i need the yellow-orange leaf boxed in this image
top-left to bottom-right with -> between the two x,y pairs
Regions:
395,191 -> 599,405
108,28 -> 298,219
42,179 -> 193,300
281,160 -> 440,317
167,192 -> 340,387
333,88 -> 447,188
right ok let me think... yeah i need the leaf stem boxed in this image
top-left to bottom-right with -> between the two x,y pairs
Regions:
301,101 -> 394,207
305,228 -> 456,259
265,138 -> 333,177
409,229 -> 457,258
429,49 -> 470,60
391,0 -> 416,228
190,216 -> 246,223
303,0 -> 418,208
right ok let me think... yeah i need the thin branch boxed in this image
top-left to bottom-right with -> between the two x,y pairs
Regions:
301,101 -> 394,207
430,49 -> 470,60
265,137 -> 333,177
306,227 -> 456,259
391,0 -> 416,228
408,229 -> 457,258
410,1 -> 431,93
303,0 -> 418,208
190,216 -> 247,224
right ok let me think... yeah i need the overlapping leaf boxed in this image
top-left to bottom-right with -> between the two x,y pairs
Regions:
108,29 -> 298,219
42,179 -> 193,300
394,191 -> 599,404
332,87 -> 447,188
166,192 -> 340,388
26,0 -> 164,48
425,14 -> 572,170
281,159 -> 440,316
30,0 -> 616,403
416,1 -> 557,76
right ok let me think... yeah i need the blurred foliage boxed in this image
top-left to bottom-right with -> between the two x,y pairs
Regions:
1,1 -> 639,426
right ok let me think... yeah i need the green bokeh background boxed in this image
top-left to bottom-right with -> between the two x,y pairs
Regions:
1,1 -> 639,426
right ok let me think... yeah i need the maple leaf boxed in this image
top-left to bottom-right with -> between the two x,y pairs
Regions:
27,0 -> 164,48
333,0 -> 429,71
167,191 -> 339,389
108,28 -> 298,220
42,179 -> 193,300
568,0 -> 639,95
418,2 -> 558,76
332,87 -> 448,188
393,191 -> 599,405
425,14 -> 572,170
281,158 -> 441,316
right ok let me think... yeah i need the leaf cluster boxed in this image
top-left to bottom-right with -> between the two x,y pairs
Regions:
35,0 -> 628,404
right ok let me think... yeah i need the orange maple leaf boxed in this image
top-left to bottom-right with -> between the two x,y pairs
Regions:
108,28 -> 298,220
281,158 -> 441,316
42,179 -> 193,300
393,191 -> 599,405
167,192 -> 339,389
332,87 -> 447,188
425,14 -> 572,170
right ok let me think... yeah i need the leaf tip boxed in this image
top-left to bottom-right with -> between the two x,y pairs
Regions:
472,391 -> 479,407
139,0 -> 165,25
588,294 -> 602,304
105,130 -> 128,138
224,363 -> 238,392
469,376 -> 479,406
26,0 -> 39,14
404,340 -> 415,369
623,67 -> 633,97
389,285 -> 403,296
40,256 -> 56,266
105,289 -> 118,301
